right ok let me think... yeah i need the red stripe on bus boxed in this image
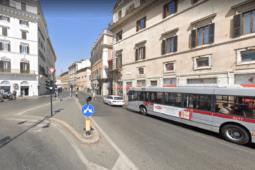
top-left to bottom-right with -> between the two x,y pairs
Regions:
241,84 -> 255,88
163,85 -> 177,87
213,113 -> 255,124
193,110 -> 213,116
149,103 -> 154,105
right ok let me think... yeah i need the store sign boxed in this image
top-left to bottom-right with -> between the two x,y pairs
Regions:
13,84 -> 19,90
154,104 -> 192,120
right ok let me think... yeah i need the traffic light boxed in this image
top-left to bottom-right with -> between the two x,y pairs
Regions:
45,80 -> 53,92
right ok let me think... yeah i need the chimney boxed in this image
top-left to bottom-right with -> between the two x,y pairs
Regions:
103,29 -> 107,33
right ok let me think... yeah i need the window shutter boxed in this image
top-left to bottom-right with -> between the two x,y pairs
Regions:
135,49 -> 138,61
233,14 -> 242,38
174,0 -> 178,13
8,61 -> 11,70
27,63 -> 30,72
27,46 -> 29,54
0,42 -> 2,51
20,62 -> 23,70
0,16 -> 2,20
144,17 -> 146,28
7,17 -> 10,22
136,21 -> 139,32
162,40 -> 166,55
163,4 -> 167,18
7,0 -> 9,6
208,23 -> 215,44
191,29 -> 197,48
20,45 -> 22,53
2,28 -> 7,36
173,36 -> 178,52
27,21 -> 29,26
8,43 -> 10,52
19,20 -> 22,24
0,61 -> 3,69
143,46 -> 146,59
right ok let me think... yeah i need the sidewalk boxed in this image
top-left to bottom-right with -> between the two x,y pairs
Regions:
22,97 -> 99,144
16,94 -> 51,100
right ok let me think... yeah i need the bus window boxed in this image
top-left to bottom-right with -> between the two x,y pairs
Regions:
144,92 -> 149,102
184,94 -> 212,111
138,92 -> 143,101
150,92 -> 156,103
216,96 -> 255,118
155,92 -> 163,104
165,93 -> 182,107
128,91 -> 133,101
128,91 -> 138,101
133,92 -> 138,101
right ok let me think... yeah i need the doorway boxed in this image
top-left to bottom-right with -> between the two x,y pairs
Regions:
21,87 -> 29,96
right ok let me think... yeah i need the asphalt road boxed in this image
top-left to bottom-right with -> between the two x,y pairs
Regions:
0,91 -> 89,170
78,92 -> 255,170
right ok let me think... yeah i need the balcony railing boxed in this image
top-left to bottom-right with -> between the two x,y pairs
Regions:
0,69 -> 35,74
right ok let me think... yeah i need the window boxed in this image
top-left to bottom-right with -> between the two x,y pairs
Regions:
3,61 -> 8,69
2,43 -> 8,51
22,31 -> 27,40
150,92 -> 163,104
216,96 -> 255,118
162,36 -> 177,54
22,46 -> 27,53
193,55 -> 211,70
138,92 -> 143,101
100,54 -> 102,60
23,63 -> 28,70
191,23 -> 214,48
2,27 -> 7,36
144,92 -> 150,102
128,91 -> 137,101
118,10 -> 122,20
163,0 -> 177,18
165,93 -> 182,107
138,67 -> 144,75
2,16 -> 7,21
184,94 -> 212,111
198,26 -> 209,45
196,58 -> 209,67
167,37 -> 175,52
164,63 -> 175,72
21,2 -> 26,11
140,0 -> 146,5
241,50 -> 255,62
136,17 -> 146,31
21,20 -> 27,25
1,0 -> 9,6
135,47 -> 146,61
117,54 -> 122,69
243,10 -> 255,35
151,81 -> 157,87
116,30 -> 122,41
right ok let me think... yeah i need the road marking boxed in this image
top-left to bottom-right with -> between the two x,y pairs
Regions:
75,99 -> 138,169
52,123 -> 108,170
90,116 -> 139,170
15,101 -> 59,115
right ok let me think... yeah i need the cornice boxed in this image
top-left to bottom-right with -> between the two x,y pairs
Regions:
231,0 -> 255,9
0,4 -> 40,20
112,0 -> 132,13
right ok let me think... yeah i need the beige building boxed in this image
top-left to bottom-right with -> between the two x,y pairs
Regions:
90,29 -> 113,95
76,66 -> 91,92
108,0 -> 255,100
57,71 -> 69,90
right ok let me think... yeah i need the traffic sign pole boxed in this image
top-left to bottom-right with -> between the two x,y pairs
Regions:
51,93 -> 53,117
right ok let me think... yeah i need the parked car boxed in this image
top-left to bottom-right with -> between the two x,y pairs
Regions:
2,93 -> 14,100
104,95 -> 124,106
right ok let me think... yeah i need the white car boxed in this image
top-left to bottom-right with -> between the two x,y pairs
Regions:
104,95 -> 124,106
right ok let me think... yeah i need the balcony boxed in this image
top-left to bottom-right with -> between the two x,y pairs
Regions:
0,69 -> 35,74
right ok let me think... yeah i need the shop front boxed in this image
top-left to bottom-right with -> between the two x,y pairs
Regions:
20,81 -> 29,96
0,81 -> 11,94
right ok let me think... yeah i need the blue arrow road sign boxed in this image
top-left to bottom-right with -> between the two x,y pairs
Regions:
71,81 -> 74,85
82,104 -> 94,117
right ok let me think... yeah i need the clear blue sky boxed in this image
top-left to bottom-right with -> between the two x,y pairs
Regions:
39,0 -> 117,76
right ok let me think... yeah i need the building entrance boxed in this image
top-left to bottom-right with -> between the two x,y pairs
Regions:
21,87 -> 29,96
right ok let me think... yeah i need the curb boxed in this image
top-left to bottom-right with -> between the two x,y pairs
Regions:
48,117 -> 99,144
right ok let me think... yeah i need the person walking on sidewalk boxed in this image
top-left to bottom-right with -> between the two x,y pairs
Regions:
76,91 -> 78,98
92,91 -> 96,100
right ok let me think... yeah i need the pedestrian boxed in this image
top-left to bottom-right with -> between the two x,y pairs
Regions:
76,91 -> 78,97
13,89 -> 17,99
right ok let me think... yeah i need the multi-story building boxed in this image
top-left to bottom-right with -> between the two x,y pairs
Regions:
76,66 -> 91,92
90,29 -> 112,95
68,59 -> 90,91
57,71 -> 69,90
0,0 -> 56,97
108,0 -> 255,100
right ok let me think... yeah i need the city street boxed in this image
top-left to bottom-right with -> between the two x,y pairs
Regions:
1,91 -> 255,170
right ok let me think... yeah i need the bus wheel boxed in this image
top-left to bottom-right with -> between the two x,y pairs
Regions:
221,124 -> 250,145
140,106 -> 147,116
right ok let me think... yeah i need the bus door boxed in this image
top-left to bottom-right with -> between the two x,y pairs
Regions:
184,94 -> 213,129
128,91 -> 138,110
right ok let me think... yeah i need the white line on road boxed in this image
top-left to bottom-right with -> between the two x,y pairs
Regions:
15,101 -> 59,116
52,123 -> 108,170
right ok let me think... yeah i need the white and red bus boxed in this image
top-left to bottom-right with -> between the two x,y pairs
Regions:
127,87 -> 255,145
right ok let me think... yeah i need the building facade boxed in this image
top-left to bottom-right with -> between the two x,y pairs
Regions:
57,71 -> 69,90
68,59 -> 91,91
90,29 -> 113,95
76,66 -> 91,92
108,0 -> 255,100
0,0 -> 56,97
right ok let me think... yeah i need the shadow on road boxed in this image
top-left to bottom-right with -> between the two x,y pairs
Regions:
0,116 -> 50,149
